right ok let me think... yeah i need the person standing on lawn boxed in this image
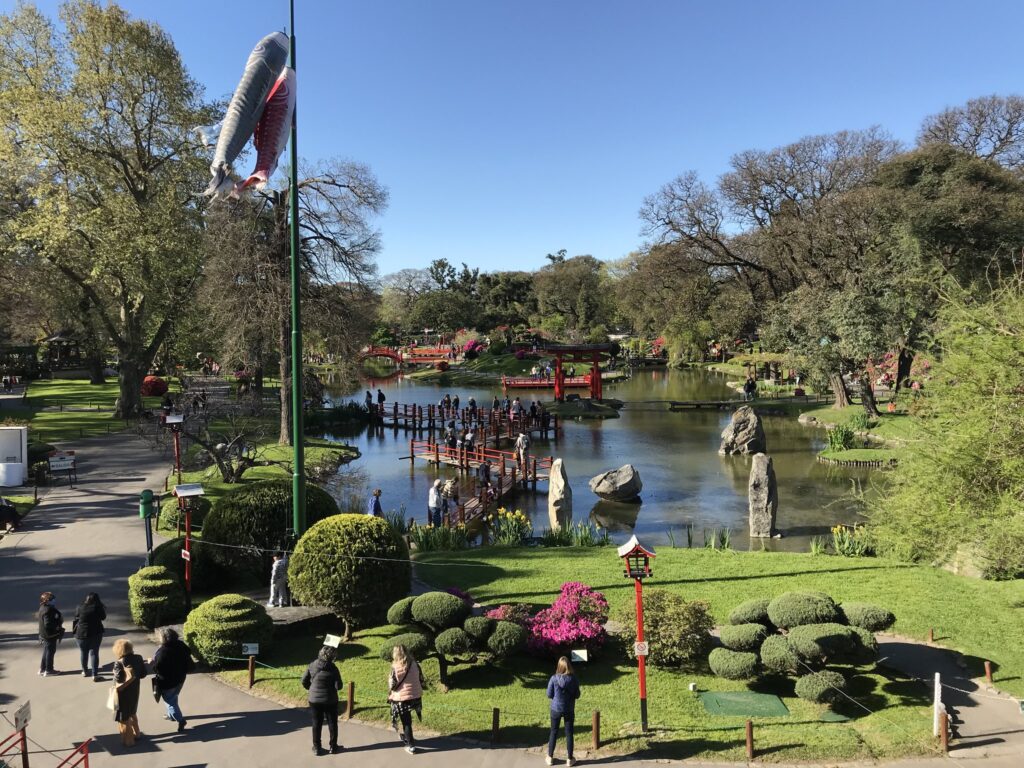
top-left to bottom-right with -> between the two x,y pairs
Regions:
546,655 -> 581,767
73,592 -> 106,680
150,627 -> 195,733
302,645 -> 343,756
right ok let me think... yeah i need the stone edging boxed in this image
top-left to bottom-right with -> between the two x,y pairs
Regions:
816,454 -> 898,469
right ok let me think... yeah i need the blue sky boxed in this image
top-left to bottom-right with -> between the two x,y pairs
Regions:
15,1 -> 1024,275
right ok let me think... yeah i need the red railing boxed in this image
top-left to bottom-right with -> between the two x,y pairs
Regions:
56,739 -> 92,768
501,374 -> 590,389
409,439 -> 553,478
0,728 -> 27,768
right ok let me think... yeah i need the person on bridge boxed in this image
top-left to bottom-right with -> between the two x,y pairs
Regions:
428,479 -> 443,527
477,459 -> 492,492
367,488 -> 383,517
377,388 -> 386,411
514,432 -> 531,473
467,396 -> 477,419
491,395 -> 500,412
364,390 -> 373,412
452,394 -> 460,414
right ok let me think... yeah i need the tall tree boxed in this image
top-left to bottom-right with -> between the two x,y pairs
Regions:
0,1 -> 212,416
919,94 -> 1024,170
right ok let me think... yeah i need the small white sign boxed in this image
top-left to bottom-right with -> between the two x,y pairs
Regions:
323,634 -> 342,648
14,700 -> 31,731
570,649 -> 588,663
634,641 -> 649,657
241,643 -> 259,656
180,549 -> 191,561
48,457 -> 75,471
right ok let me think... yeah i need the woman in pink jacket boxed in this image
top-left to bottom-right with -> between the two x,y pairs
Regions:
387,644 -> 424,754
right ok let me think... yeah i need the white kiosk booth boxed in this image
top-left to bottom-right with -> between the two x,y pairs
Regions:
0,425 -> 28,487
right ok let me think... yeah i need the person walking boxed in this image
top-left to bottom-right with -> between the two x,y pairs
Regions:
268,552 -> 290,608
150,627 -> 195,733
545,656 -> 581,766
467,396 -> 477,420
73,592 -> 105,680
387,644 -> 424,754
111,639 -> 147,747
364,390 -> 373,412
514,432 -> 531,473
428,479 -> 443,527
302,645 -> 343,756
367,488 -> 384,517
376,388 -> 386,412
491,395 -> 500,412
37,591 -> 64,677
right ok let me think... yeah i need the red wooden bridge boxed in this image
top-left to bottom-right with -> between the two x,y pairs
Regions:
357,346 -> 458,367
374,402 -> 559,444
501,374 -> 591,390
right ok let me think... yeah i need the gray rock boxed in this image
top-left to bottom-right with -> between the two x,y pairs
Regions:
748,453 -> 777,538
547,458 -> 573,530
589,464 -> 643,502
720,406 -> 767,455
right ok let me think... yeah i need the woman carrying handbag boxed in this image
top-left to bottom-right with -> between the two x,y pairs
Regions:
110,639 -> 147,747
387,644 -> 424,754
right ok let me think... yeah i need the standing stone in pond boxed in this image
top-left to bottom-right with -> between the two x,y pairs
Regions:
748,453 -> 778,538
548,458 -> 573,530
720,405 -> 766,455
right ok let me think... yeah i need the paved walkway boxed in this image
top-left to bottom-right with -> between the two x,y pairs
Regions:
1,431 -> 1022,767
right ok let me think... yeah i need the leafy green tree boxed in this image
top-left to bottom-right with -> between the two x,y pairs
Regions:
533,254 -> 610,341
407,290 -> 476,333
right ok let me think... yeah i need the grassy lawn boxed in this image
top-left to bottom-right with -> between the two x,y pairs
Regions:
219,548 -> 1024,761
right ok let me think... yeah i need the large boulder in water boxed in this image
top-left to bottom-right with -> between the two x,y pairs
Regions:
589,464 -> 643,502
748,453 -> 777,538
547,458 -> 573,530
720,406 -> 766,455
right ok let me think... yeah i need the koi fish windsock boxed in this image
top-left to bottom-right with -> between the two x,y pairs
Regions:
200,31 -> 290,198
238,66 -> 296,192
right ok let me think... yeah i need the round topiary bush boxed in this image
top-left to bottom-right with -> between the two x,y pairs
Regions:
183,593 -> 274,668
159,494 -> 211,531
708,648 -> 760,680
289,514 -> 410,636
379,632 -> 432,661
435,627 -> 473,658
487,620 -> 528,657
839,602 -> 896,632
203,479 -> 340,584
463,616 -> 495,643
411,592 -> 470,631
728,598 -> 772,627
767,592 -> 840,629
387,596 -> 416,626
616,590 -> 714,667
795,670 -> 847,703
720,623 -> 768,652
785,623 -> 860,663
760,635 -> 799,674
849,625 -> 879,657
128,565 -> 187,628
150,537 -> 221,593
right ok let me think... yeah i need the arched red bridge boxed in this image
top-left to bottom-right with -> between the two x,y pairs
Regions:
357,346 -> 404,365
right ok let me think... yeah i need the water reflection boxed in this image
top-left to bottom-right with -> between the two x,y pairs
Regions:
590,500 -> 641,533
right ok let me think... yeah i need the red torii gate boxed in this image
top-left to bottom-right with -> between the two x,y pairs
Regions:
542,343 -> 616,402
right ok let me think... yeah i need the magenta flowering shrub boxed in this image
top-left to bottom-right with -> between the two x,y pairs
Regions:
485,603 -> 532,626
527,582 -> 609,656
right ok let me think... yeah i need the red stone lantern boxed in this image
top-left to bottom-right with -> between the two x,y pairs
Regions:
617,535 -> 656,731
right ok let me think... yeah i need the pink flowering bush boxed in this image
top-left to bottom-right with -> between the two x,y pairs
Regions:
527,582 -> 609,656
485,603 -> 531,626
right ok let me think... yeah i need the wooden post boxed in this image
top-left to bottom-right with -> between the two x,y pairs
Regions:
745,719 -> 754,760
458,504 -> 465,525
434,443 -> 439,465
939,704 -> 948,753
346,681 -> 355,719
409,439 -> 414,461
985,660 -> 993,683
248,655 -> 256,688
491,707 -> 500,743
592,710 -> 601,750
532,457 -> 538,490
928,627 -> 934,643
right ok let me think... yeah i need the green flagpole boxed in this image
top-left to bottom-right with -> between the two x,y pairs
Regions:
289,0 -> 306,538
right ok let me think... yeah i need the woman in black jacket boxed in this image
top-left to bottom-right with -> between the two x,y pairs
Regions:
73,592 -> 106,680
301,645 -> 343,756
37,591 -> 63,676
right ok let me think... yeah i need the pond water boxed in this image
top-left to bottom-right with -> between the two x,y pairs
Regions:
320,368 -> 875,551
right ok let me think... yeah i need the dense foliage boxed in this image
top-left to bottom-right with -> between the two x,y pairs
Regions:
616,589 -> 714,667
127,565 -> 187,629
527,582 -> 609,657
182,593 -> 274,668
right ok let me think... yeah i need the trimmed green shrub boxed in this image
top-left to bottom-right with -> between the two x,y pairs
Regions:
849,625 -> 879,657
728,598 -> 771,627
183,593 -> 274,668
617,589 -> 714,667
28,442 -> 55,465
127,566 -> 187,628
795,670 -> 847,703
387,596 -> 416,626
379,632 -> 432,661
767,592 -> 840,629
487,620 -> 528,657
203,479 -> 339,583
708,648 -> 760,680
159,494 -> 211,531
786,623 -> 860,663
150,536 -> 221,593
290,515 -> 411,636
463,616 -> 495,643
720,623 -> 768,652
411,592 -> 470,631
435,627 -> 473,658
839,602 -> 896,632
760,635 -> 799,674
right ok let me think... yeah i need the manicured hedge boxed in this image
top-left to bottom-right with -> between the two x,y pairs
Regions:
785,623 -> 860,663
379,632 -> 432,662
795,670 -> 847,703
435,627 -> 473,657
708,648 -> 760,680
289,515 -> 410,632
150,536 -> 221,592
766,592 -> 840,629
183,593 -> 274,668
463,616 -> 495,643
839,602 -> 896,632
410,592 -> 470,631
159,494 -> 211,530
387,596 -> 416,626
127,566 -> 187,628
203,479 -> 339,583
760,635 -> 799,674
487,620 -> 527,657
719,623 -> 768,652
728,598 -> 771,627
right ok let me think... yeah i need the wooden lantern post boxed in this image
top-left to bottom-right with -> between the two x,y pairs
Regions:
618,535 -> 656,732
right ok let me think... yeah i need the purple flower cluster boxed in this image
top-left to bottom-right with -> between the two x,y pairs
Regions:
527,582 -> 609,656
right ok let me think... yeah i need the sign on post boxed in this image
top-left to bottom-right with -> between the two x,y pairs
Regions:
570,649 -> 589,663
323,634 -> 342,648
181,549 -> 191,562
14,700 -> 31,731
634,641 -> 649,657
241,643 -> 260,656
